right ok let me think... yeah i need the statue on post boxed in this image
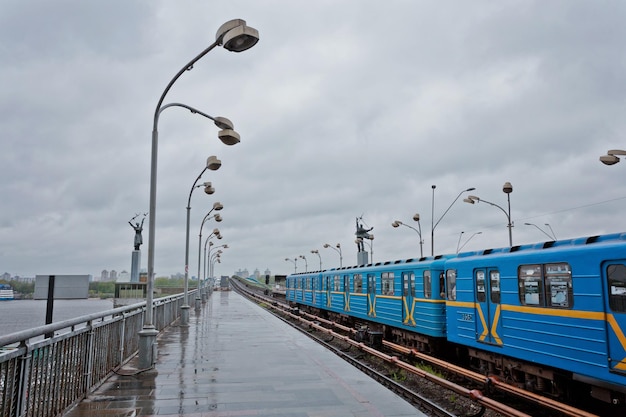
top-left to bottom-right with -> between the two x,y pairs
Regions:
355,216 -> 373,252
129,213 -> 147,251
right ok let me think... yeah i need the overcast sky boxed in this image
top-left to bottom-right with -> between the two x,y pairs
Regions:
2,1 -> 625,280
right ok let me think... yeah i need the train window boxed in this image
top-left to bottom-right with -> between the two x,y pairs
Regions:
518,263 -> 572,308
325,276 -> 331,291
333,275 -> 340,291
424,270 -> 432,299
306,277 -> 311,290
354,274 -> 363,293
446,269 -> 457,301
490,271 -> 501,304
382,272 -> 394,295
476,270 -> 486,302
545,263 -> 572,309
607,264 -> 626,312
518,265 -> 543,306
343,275 -> 350,292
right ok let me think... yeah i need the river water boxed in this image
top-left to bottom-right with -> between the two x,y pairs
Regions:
0,298 -> 116,337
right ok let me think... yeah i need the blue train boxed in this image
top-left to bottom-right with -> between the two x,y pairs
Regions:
286,232 -> 626,405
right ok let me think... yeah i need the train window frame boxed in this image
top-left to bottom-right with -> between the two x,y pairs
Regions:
306,277 -> 311,290
343,274 -> 350,292
446,269 -> 457,301
354,274 -> 363,293
490,270 -> 501,304
607,263 -> 626,312
382,272 -> 394,295
423,270 -> 432,299
333,275 -> 340,291
544,263 -> 572,309
476,270 -> 486,302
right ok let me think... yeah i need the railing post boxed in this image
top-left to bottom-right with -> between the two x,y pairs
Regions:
16,343 -> 32,417
84,320 -> 95,394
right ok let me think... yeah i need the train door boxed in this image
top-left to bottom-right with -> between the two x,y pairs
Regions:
325,275 -> 332,307
402,271 -> 416,325
343,275 -> 351,311
367,273 -> 376,317
312,275 -> 317,304
603,262 -> 626,372
474,268 -> 503,346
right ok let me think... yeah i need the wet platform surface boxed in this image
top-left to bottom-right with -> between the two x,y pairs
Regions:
63,291 -> 424,417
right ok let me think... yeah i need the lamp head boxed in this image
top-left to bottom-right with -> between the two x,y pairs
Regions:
466,187 -> 476,192
213,201 -> 224,211
600,154 -> 620,165
214,214 -> 222,222
218,129 -> 240,146
503,182 -> 513,194
323,244 -> 330,248
391,221 -> 401,228
213,116 -> 234,130
463,197 -> 476,204
413,213 -> 420,222
203,182 -> 215,194
216,19 -> 260,52
336,243 -> 340,248
206,155 -> 221,171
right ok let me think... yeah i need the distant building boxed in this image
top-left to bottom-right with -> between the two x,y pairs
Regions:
234,268 -> 249,278
118,270 -> 130,281
1,272 -> 11,281
264,268 -> 271,276
100,270 -> 109,281
110,270 -> 118,281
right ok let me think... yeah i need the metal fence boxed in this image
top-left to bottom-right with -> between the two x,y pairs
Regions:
0,291 -> 193,417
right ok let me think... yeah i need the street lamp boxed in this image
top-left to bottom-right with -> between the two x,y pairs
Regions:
311,250 -> 322,270
299,255 -> 308,272
181,155 -> 222,324
431,186 -> 475,256
285,258 -> 297,273
391,213 -> 423,257
209,249 -> 225,279
464,182 -> 514,247
141,19 -> 259,369
600,149 -> 626,165
524,223 -> 556,241
196,205 -> 223,304
323,243 -> 343,267
456,231 -> 482,253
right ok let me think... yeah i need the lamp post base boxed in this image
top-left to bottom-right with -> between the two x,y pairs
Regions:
181,305 -> 190,325
138,326 -> 159,370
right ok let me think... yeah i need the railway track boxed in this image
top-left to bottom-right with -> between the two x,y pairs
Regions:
232,279 -> 603,417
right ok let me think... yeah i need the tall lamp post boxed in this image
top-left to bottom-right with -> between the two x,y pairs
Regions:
524,223 -> 556,240
182,156 -> 222,324
464,182 -> 514,247
285,258 -> 297,273
141,19 -> 259,369
323,243 -> 342,267
456,231 -> 482,253
299,255 -> 308,272
311,250 -> 322,270
391,213 -> 423,257
431,186 -> 475,256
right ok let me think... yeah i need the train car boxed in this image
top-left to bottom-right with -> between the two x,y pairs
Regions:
444,233 -> 626,403
287,255 -> 453,352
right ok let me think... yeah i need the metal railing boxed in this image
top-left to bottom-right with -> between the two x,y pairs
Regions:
0,290 -> 194,417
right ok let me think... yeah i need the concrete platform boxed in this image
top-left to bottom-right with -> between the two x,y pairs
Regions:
63,290 -> 424,417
